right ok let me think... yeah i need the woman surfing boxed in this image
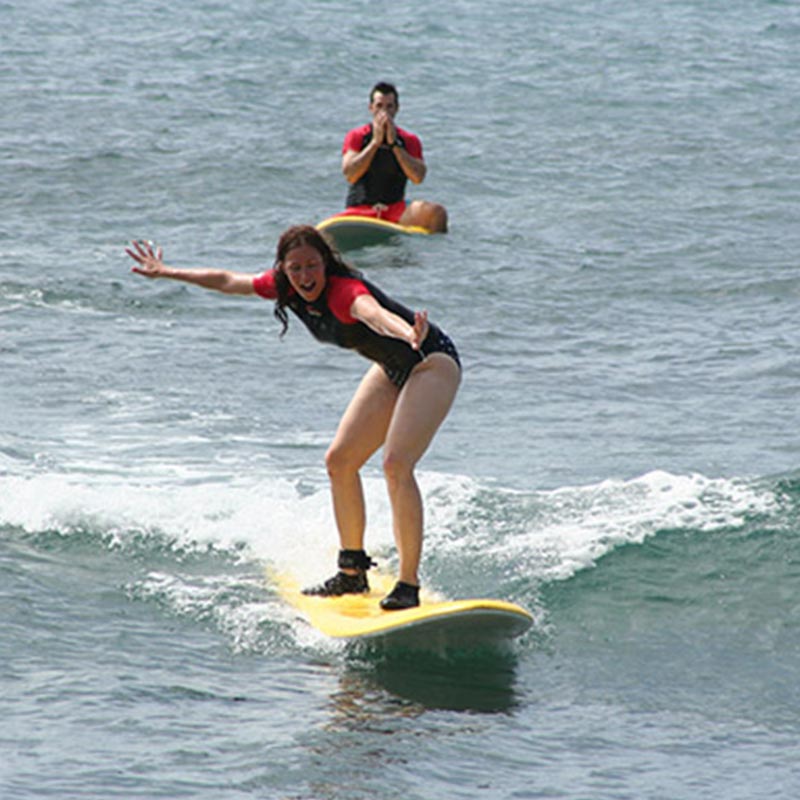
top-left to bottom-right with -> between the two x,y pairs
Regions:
126,226 -> 460,610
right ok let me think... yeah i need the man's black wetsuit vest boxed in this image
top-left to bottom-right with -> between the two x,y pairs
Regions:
286,276 -> 441,381
345,127 -> 407,208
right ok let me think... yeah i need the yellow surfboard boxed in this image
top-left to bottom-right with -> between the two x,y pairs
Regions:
274,571 -> 533,649
317,214 -> 430,251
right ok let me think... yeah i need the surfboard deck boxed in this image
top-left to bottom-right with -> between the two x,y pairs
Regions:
274,571 -> 533,649
317,214 -> 430,251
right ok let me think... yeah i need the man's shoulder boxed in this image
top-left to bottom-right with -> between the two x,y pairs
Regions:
343,123 -> 372,150
396,126 -> 422,157
346,122 -> 372,137
395,125 -> 418,141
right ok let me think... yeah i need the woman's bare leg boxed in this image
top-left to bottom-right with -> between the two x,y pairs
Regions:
382,354 -> 461,585
325,364 -> 398,560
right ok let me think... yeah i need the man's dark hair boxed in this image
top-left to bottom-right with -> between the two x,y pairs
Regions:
370,81 -> 399,104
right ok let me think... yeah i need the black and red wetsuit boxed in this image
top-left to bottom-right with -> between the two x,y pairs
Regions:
252,270 -> 459,387
341,123 -> 424,222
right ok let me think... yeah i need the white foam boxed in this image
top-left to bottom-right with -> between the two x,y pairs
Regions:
0,468 -> 774,578
0,469 -> 396,579
0,468 -> 777,651
484,470 -> 777,581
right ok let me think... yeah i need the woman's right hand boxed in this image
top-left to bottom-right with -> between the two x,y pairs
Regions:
126,240 -> 167,278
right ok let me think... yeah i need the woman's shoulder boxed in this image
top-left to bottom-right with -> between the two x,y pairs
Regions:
326,274 -> 372,322
253,268 -> 279,299
329,272 -> 365,286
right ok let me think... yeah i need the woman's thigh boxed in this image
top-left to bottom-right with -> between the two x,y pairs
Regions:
328,364 -> 399,468
385,354 -> 461,466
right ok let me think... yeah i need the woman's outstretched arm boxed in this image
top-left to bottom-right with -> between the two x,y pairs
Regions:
126,240 -> 257,295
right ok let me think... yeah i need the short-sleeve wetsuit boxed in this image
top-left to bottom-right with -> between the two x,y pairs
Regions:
342,123 -> 423,222
252,270 -> 459,387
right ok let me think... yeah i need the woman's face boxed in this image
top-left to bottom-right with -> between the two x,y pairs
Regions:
281,244 -> 326,302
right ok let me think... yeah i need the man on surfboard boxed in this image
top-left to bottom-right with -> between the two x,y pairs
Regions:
126,226 -> 460,610
339,81 -> 448,234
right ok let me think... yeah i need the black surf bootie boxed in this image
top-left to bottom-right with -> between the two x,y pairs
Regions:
302,549 -> 376,597
380,581 -> 420,611
302,570 -> 369,597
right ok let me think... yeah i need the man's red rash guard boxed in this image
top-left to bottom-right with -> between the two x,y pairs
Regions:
342,123 -> 423,211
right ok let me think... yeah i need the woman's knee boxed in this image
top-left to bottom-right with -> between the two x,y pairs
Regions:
326,442 -> 359,478
382,448 -> 416,486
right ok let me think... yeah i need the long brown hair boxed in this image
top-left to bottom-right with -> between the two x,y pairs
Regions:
272,225 -> 360,336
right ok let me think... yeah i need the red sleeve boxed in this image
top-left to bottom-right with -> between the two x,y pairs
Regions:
396,127 -> 422,159
342,124 -> 370,154
327,276 -> 371,323
252,270 -> 278,299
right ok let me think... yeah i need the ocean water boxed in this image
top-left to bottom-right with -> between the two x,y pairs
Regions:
2,1 -> 800,798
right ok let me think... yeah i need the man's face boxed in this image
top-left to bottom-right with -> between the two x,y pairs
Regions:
369,91 -> 398,120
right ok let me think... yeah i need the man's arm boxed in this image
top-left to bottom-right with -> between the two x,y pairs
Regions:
390,142 -> 426,185
385,117 -> 426,184
342,136 -> 383,184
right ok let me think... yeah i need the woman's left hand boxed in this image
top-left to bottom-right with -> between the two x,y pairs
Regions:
410,310 -> 429,351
